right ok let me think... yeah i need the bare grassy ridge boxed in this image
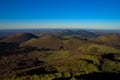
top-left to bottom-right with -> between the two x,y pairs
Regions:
1,33 -> 39,43
90,33 -> 120,48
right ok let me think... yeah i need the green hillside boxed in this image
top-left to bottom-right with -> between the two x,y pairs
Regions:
0,33 -> 120,80
90,33 -> 120,48
1,33 -> 39,43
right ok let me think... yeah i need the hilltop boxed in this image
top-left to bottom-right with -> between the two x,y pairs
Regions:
0,33 -> 39,43
90,33 -> 120,48
39,29 -> 100,39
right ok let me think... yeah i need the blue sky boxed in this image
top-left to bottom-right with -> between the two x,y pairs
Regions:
0,0 -> 120,29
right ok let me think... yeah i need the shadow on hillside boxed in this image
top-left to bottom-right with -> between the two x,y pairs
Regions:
0,42 -> 53,56
102,53 -> 120,62
52,77 -> 69,80
53,72 -> 120,80
26,67 -> 57,75
0,42 -> 19,56
76,72 -> 120,80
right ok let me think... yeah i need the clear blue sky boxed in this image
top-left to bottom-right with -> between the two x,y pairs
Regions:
0,0 -> 120,29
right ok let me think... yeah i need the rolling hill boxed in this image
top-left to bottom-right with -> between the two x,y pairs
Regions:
90,33 -> 120,48
39,29 -> 100,39
0,31 -> 120,80
0,33 -> 39,43
20,36 -> 62,50
20,35 -> 120,54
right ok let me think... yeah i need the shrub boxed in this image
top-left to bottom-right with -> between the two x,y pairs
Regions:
63,72 -> 71,78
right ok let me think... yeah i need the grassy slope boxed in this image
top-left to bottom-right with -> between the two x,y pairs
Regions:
78,44 -> 120,54
1,33 -> 38,43
90,33 -> 120,48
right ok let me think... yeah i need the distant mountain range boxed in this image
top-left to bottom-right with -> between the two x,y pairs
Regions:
39,30 -> 100,38
1,29 -> 120,46
0,29 -> 99,43
0,29 -> 119,38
